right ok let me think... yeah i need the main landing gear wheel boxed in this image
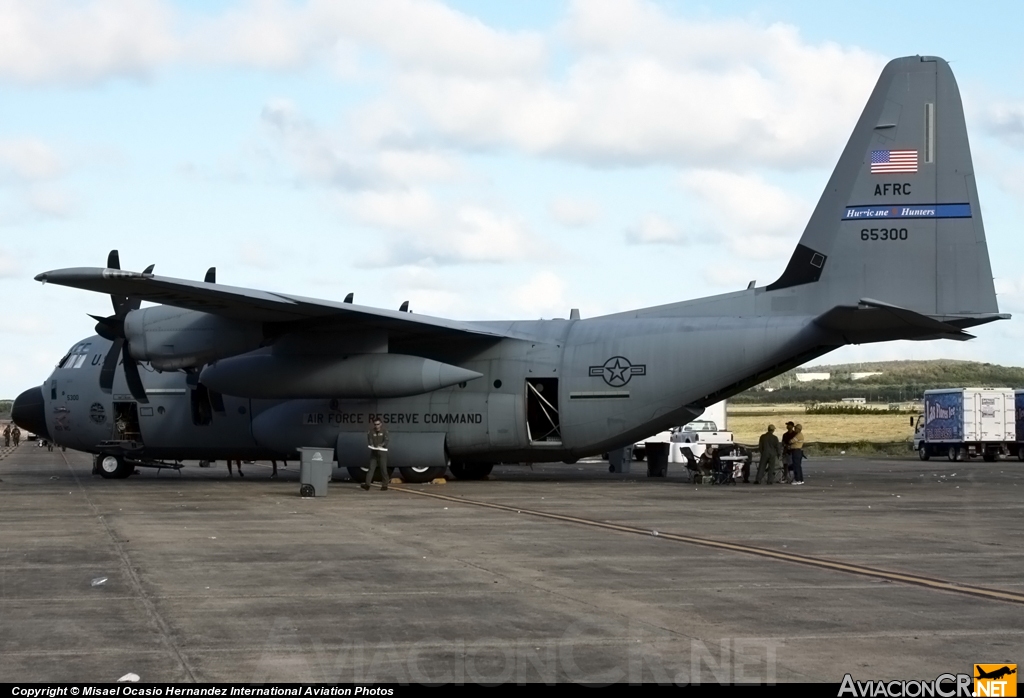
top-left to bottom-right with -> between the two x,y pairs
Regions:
400,466 -> 448,483
347,466 -> 395,483
97,454 -> 132,479
918,445 -> 930,461
448,463 -> 493,480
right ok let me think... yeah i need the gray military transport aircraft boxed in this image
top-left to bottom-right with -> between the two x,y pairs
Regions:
12,56 -> 1008,482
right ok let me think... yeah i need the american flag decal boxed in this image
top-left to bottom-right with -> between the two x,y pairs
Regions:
871,149 -> 918,174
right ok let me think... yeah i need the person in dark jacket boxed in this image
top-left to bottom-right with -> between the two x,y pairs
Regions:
755,424 -> 782,484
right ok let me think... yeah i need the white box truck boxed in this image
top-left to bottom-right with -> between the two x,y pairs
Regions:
913,388 -> 1015,462
1015,389 -> 1024,461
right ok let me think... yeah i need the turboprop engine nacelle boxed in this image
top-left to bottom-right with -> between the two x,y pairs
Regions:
124,306 -> 265,370
199,353 -> 483,399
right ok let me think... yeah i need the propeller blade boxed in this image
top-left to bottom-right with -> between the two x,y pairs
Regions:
205,267 -> 216,283
91,314 -> 123,341
107,250 -> 120,270
99,338 -> 123,392
121,344 -> 148,403
111,295 -> 136,317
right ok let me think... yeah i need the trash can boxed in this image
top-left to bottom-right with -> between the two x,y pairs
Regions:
646,443 -> 669,478
607,445 -> 633,473
299,447 -> 333,497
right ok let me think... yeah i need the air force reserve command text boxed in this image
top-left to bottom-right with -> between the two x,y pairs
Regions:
11,689 -> 394,697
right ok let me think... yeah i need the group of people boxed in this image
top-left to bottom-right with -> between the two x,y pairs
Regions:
756,421 -> 806,485
3,423 -> 21,447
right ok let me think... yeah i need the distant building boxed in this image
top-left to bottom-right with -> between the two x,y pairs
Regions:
796,372 -> 831,382
851,372 -> 883,380
841,397 -> 867,404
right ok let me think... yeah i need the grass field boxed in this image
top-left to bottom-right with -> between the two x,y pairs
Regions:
727,408 -> 916,445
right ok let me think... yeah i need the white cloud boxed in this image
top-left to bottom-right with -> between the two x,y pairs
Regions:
260,100 -> 377,188
701,265 -> 757,290
985,104 -> 1024,149
355,202 -> 534,267
0,139 -> 64,180
0,0 -> 176,83
505,270 -> 569,318
188,0 -> 545,77
625,213 -> 685,245
376,149 -> 460,184
678,169 -> 811,260
369,0 -> 884,168
346,189 -> 440,231
337,180 -> 535,267
0,1 -> 882,172
259,100 -> 462,192
548,196 -> 600,227
446,205 -> 531,263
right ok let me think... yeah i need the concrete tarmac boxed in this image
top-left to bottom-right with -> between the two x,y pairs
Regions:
1,445 -> 1022,684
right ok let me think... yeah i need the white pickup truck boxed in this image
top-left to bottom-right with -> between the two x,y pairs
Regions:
632,420 -> 735,460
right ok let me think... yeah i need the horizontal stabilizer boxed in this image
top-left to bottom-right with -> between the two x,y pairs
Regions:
814,298 -> 975,344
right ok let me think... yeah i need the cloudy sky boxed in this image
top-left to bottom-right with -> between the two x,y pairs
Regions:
1,0 -> 1022,397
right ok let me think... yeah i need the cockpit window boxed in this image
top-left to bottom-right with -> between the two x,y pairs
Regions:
58,342 -> 93,369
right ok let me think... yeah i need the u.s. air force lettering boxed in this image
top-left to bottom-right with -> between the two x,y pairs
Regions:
589,356 -> 647,387
303,412 -> 483,426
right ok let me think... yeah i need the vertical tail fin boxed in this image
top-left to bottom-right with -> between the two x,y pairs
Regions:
768,56 -> 1001,327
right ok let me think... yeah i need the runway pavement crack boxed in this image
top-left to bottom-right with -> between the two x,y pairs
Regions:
61,451 -> 198,682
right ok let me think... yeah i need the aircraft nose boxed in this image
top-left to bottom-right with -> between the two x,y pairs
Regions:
12,385 -> 49,440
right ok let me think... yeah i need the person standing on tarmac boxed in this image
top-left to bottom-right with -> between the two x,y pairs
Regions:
3,424 -> 10,447
11,425 -> 20,447
781,421 -> 796,484
790,424 -> 806,485
364,419 -> 389,491
755,424 -> 781,484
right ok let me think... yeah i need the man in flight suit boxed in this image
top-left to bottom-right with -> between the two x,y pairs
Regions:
365,419 -> 390,491
755,424 -> 782,484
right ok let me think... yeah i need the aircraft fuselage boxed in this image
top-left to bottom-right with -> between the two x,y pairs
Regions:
36,312 -> 830,464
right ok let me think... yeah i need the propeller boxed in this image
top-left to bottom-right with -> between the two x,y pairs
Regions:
93,250 -> 148,403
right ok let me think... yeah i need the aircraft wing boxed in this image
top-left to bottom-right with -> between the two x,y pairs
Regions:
34,267 -> 506,340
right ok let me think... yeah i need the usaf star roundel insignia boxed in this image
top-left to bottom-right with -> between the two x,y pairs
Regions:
589,356 -> 647,387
